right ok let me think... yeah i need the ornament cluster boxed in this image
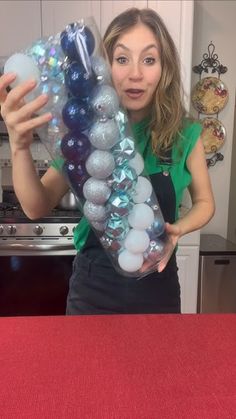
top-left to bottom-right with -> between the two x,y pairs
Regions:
4,19 -> 170,277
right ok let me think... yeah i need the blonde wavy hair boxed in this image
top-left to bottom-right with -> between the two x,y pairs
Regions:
103,8 -> 186,158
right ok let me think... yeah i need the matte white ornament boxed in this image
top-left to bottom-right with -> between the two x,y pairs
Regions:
124,229 -> 150,253
118,249 -> 144,273
4,53 -> 40,92
128,203 -> 154,230
132,176 -> 153,204
129,153 -> 144,175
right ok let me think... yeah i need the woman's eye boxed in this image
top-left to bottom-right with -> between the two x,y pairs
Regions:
115,56 -> 128,65
143,57 -> 156,65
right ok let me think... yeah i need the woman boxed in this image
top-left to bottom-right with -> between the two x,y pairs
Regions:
0,8 -> 215,314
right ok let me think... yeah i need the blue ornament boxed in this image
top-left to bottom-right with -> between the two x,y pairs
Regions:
61,131 -> 91,162
146,219 -> 165,240
64,160 -> 88,196
64,61 -> 96,98
62,98 -> 93,131
60,23 -> 95,62
110,164 -> 137,192
108,191 -> 133,216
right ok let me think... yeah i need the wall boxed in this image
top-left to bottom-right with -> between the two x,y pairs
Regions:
191,0 -> 236,239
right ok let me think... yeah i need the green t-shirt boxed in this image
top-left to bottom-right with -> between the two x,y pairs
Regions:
52,118 -> 202,252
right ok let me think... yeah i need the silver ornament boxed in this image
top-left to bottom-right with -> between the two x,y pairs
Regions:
83,200 -> 107,222
89,119 -> 120,150
91,55 -> 111,85
85,150 -> 115,179
91,220 -> 107,232
91,85 -> 119,119
83,177 -> 111,204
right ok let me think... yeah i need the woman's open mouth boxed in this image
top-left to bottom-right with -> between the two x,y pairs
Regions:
125,89 -> 145,99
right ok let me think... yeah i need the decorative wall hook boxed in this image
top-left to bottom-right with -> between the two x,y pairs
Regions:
192,42 -> 228,78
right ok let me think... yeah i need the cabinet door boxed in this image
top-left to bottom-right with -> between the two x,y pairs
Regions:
0,0 -> 41,58
177,245 -> 199,314
100,1 -> 147,36
41,0 -> 101,36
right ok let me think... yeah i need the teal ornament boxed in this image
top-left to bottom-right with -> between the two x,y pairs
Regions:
110,164 -> 137,192
115,109 -> 129,135
89,119 -> 120,150
112,137 -> 135,165
91,85 -> 119,119
100,235 -> 122,252
106,215 -> 129,239
108,191 -> 133,216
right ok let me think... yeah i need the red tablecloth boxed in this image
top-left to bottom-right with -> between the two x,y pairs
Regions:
0,314 -> 235,419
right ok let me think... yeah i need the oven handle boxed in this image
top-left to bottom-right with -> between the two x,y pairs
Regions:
0,243 -> 75,252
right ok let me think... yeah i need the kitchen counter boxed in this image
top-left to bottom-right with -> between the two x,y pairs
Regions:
0,313 -> 235,418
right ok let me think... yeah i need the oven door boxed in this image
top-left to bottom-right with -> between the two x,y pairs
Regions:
0,241 -> 76,316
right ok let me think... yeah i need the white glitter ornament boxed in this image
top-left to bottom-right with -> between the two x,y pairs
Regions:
83,177 -> 111,204
128,203 -> 155,230
89,119 -> 119,150
91,55 -> 111,84
85,150 -> 115,179
132,176 -> 153,204
83,200 -> 106,222
118,250 -> 143,273
124,229 -> 150,253
129,153 -> 144,176
91,84 -> 119,119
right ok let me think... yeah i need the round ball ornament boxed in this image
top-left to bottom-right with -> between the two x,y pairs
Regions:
108,191 -> 133,216
60,23 -> 95,62
124,229 -> 150,254
83,200 -> 106,222
89,119 -> 119,150
64,61 -> 96,98
146,219 -> 165,240
83,177 -> 111,204
85,150 -> 115,179
110,164 -> 137,192
128,203 -> 155,230
91,85 -> 119,119
132,176 -> 153,204
61,131 -> 91,162
129,152 -> 145,176
118,250 -> 144,273
91,55 -> 111,85
64,160 -> 88,195
4,53 -> 40,92
144,239 -> 165,262
105,215 -> 129,240
62,98 -> 93,131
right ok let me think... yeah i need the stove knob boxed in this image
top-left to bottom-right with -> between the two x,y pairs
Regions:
34,225 -> 43,236
0,225 -> 4,235
60,226 -> 69,236
7,225 -> 16,235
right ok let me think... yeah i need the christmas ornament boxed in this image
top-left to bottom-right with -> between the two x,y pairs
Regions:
85,150 -> 115,179
108,191 -> 133,216
64,60 -> 96,98
112,137 -> 136,165
83,200 -> 106,222
124,229 -> 150,254
91,55 -> 111,84
83,177 -> 111,204
62,97 -> 93,131
110,164 -> 137,192
131,176 -> 153,204
128,203 -> 155,230
118,250 -> 143,273
105,215 -> 129,240
61,131 -> 91,162
89,119 -> 119,150
129,152 -> 145,176
60,23 -> 95,63
91,84 -> 119,119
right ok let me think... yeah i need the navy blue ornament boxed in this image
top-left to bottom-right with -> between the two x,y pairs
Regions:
64,61 -> 96,98
62,98 -> 93,131
60,23 -> 95,62
64,160 -> 89,196
60,131 -> 91,162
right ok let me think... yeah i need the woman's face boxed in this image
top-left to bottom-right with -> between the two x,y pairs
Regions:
111,22 -> 162,122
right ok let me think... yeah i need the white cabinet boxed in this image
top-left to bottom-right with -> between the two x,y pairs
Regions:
0,0 -> 41,58
177,230 -> 200,313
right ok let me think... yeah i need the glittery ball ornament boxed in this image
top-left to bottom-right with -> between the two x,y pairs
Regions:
61,131 -> 91,162
128,203 -> 155,230
91,55 -> 111,85
105,215 -> 129,240
60,23 -> 95,62
64,61 -> 96,98
124,229 -> 150,254
118,250 -> 143,273
83,177 -> 111,204
108,191 -> 133,216
91,85 -> 119,119
85,150 -> 115,179
64,160 -> 88,195
91,220 -> 107,232
129,153 -> 145,176
89,119 -> 119,150
131,176 -> 153,204
62,98 -> 93,131
112,137 -> 136,165
110,164 -> 137,192
83,201 -> 106,222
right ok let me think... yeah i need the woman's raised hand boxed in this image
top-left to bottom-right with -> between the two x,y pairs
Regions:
0,73 -> 52,153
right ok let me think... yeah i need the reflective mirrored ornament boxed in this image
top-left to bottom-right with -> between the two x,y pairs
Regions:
131,176 -> 153,204
83,177 -> 111,204
118,250 -> 143,273
83,200 -> 106,222
89,119 -> 119,150
62,98 -> 93,131
112,137 -> 136,165
124,229 -> 150,253
128,203 -> 154,230
110,164 -> 137,192
91,85 -> 119,119
146,219 -> 165,239
60,23 -> 95,62
105,215 -> 129,240
108,191 -> 133,216
85,150 -> 115,179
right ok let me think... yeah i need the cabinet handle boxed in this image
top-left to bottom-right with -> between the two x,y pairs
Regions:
214,259 -> 230,265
